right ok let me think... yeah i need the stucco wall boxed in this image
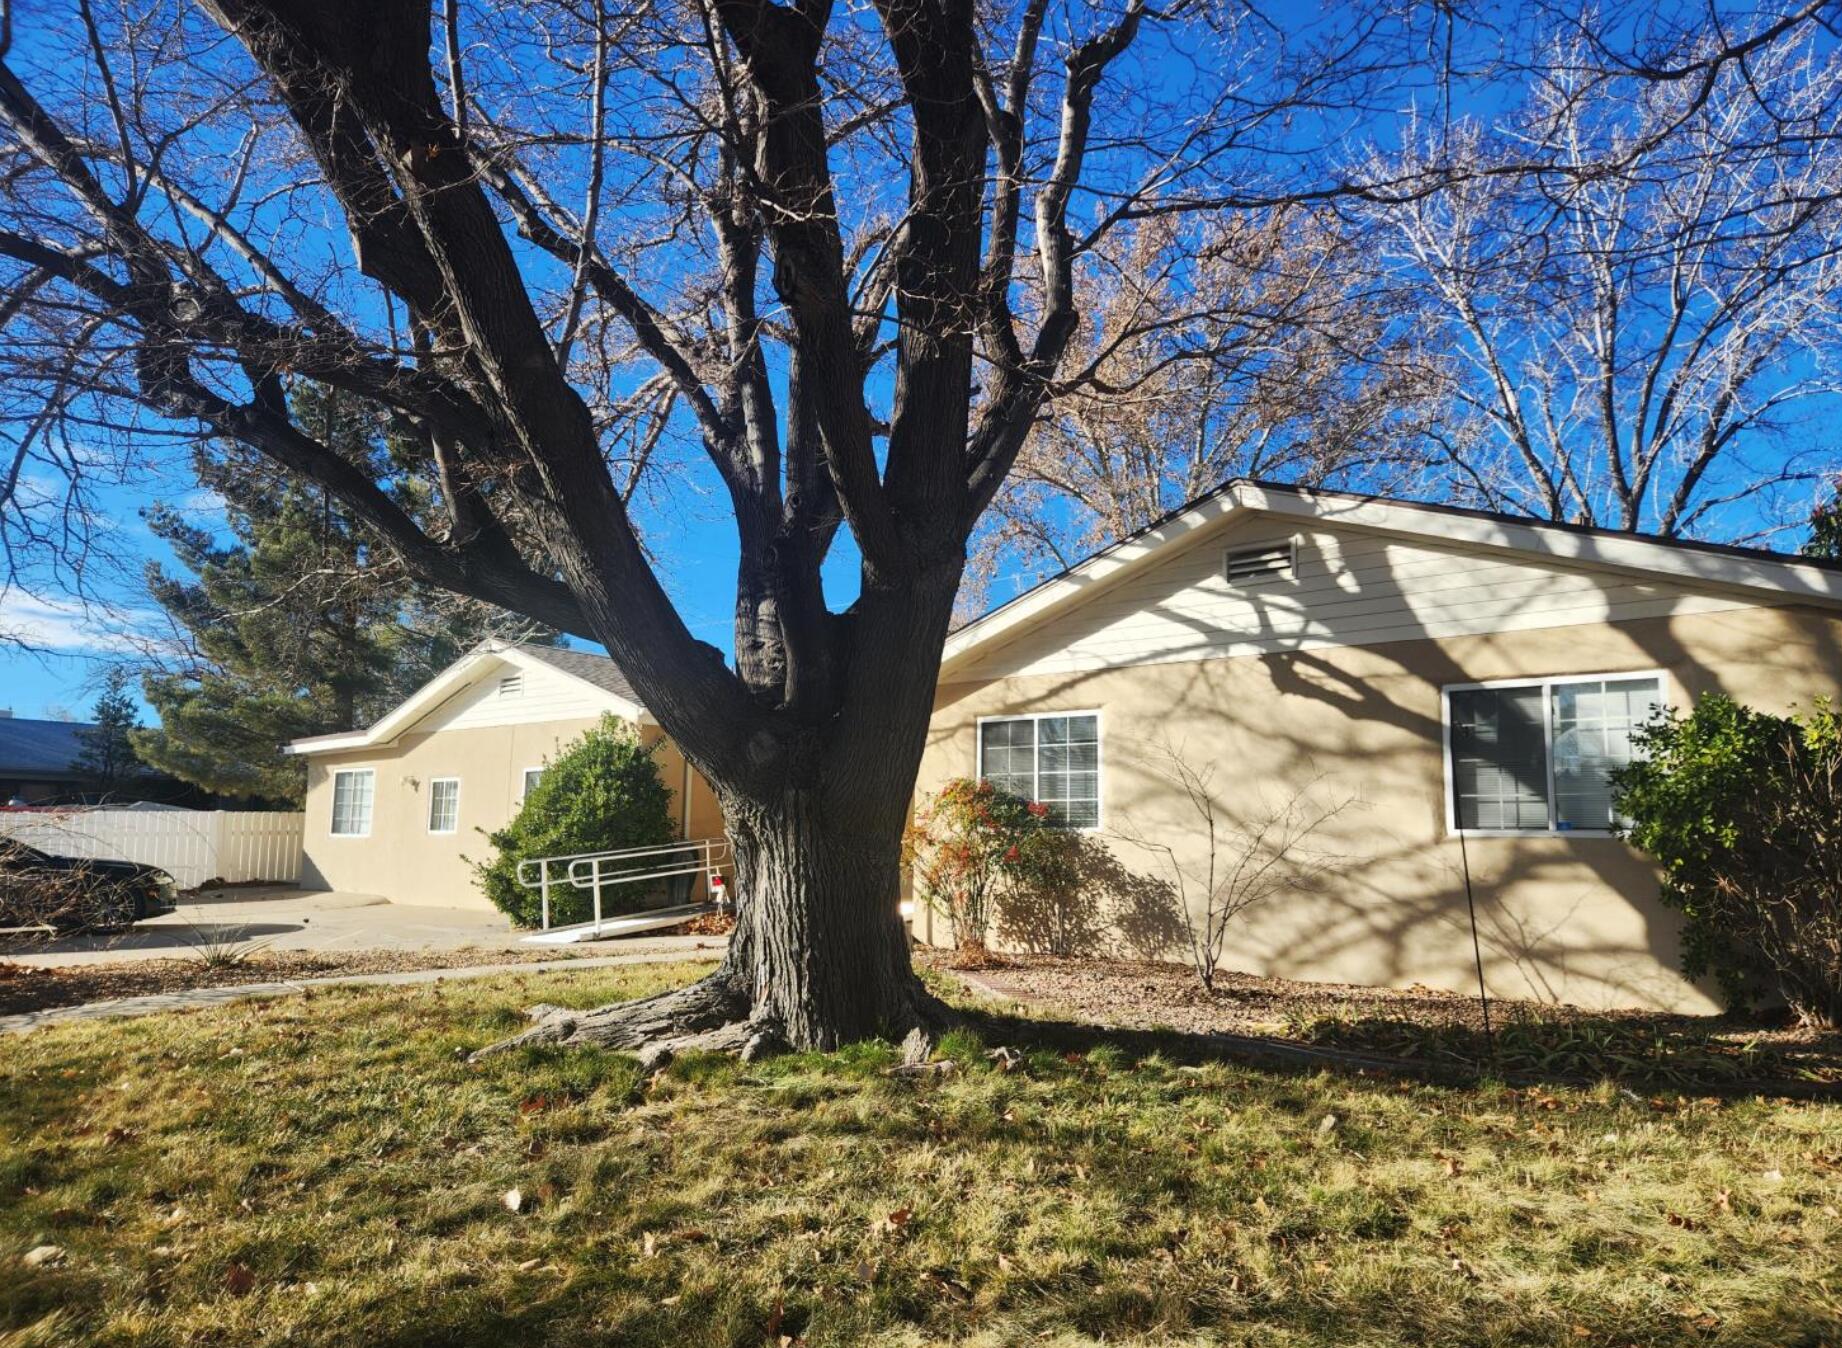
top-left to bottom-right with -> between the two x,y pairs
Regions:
301,718 -> 725,912
917,603 -> 1842,1013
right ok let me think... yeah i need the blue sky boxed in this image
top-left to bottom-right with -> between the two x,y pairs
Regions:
2,1 -> 1837,727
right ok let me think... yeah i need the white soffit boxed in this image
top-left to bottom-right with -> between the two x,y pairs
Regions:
940,482 -> 1842,678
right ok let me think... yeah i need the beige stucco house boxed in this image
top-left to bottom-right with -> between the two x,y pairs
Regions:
287,642 -> 723,910
914,481 -> 1842,1013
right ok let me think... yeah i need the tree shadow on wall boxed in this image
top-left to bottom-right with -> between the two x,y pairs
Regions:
994,834 -> 1187,961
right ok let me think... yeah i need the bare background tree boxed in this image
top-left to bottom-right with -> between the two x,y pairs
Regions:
962,212 -> 1445,615
964,4 -> 1842,612
1368,16 -> 1842,540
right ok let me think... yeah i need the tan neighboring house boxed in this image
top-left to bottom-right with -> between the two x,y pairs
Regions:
915,481 -> 1842,1013
286,642 -> 723,911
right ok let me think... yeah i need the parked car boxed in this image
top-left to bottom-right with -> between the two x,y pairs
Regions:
0,841 -> 178,933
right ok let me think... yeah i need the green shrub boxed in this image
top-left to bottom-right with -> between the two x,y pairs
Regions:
472,715 -> 677,927
1614,694 -> 1842,1026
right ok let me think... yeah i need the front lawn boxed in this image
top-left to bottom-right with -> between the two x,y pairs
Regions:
3,962 -> 1839,1347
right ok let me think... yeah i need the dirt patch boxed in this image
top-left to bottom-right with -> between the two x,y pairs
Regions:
0,947 -> 623,1017
924,951 -> 1842,1084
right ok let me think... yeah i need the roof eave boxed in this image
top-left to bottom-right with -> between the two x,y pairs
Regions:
938,481 -> 1842,679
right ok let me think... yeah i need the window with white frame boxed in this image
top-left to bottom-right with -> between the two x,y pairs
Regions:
520,767 -> 543,801
1445,673 -> 1666,833
427,777 -> 460,834
978,712 -> 1100,828
329,768 -> 375,836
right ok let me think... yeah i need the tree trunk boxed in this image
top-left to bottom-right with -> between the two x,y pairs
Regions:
474,747 -> 952,1062
723,790 -> 930,1049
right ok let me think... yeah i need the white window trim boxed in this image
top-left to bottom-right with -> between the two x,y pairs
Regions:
328,767 -> 375,839
518,765 -> 544,803
427,776 -> 461,835
1441,669 -> 1670,838
975,709 -> 1104,832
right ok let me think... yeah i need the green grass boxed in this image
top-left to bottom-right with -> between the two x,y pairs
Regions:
2,962 -> 1840,1347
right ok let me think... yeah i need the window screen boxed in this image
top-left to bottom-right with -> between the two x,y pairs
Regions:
1449,685 -> 1549,830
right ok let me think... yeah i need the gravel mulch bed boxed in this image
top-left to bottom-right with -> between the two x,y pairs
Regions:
922,950 -> 1842,1065
0,947 -> 637,1017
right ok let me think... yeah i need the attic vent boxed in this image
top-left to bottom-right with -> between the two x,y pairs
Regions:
1225,539 -> 1296,584
498,673 -> 524,697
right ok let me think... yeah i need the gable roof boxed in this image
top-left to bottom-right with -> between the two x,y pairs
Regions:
284,641 -> 647,757
514,642 -> 639,702
0,716 -> 97,779
941,479 -> 1842,678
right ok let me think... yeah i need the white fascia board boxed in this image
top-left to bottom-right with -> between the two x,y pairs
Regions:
283,647 -> 505,756
1244,486 -> 1842,603
284,643 -> 655,756
938,482 -> 1842,679
940,491 -> 1248,674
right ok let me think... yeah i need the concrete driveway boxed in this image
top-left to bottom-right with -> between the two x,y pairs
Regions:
4,885 -> 714,967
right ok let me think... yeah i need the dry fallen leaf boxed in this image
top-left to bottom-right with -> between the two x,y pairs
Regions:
502,1188 -> 525,1214
223,1262 -> 257,1296
21,1245 -> 64,1269
659,1294 -> 681,1307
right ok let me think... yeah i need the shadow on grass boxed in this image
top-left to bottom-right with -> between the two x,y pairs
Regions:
946,1002 -> 1842,1100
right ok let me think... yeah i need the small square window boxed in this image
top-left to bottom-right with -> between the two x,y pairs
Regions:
977,713 -> 1100,828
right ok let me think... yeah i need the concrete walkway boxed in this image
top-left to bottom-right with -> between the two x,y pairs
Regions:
10,886 -> 567,967
1,945 -> 722,1035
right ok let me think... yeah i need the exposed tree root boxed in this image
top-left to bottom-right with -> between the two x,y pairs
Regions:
468,970 -> 959,1066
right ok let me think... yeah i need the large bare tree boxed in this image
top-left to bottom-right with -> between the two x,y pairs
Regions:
1369,16 -> 1842,539
964,210 -> 1443,614
0,0 -> 1833,1057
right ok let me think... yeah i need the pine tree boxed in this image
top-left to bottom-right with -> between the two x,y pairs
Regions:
74,667 -> 141,791
1808,477 -> 1842,560
133,385 -> 546,805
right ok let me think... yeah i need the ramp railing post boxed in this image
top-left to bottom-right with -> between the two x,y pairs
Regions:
540,865 -> 551,930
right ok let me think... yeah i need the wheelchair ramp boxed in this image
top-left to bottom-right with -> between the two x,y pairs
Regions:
521,902 -> 719,945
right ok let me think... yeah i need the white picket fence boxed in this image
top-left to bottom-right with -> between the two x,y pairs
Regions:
0,809 -> 305,890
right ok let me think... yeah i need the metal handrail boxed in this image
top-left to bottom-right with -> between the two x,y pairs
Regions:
518,836 -> 732,931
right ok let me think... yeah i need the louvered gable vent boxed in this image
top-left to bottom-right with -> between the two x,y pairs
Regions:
498,672 -> 524,697
1224,539 -> 1295,584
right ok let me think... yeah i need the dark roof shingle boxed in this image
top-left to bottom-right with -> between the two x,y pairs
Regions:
513,643 -> 640,704
0,717 -> 96,777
